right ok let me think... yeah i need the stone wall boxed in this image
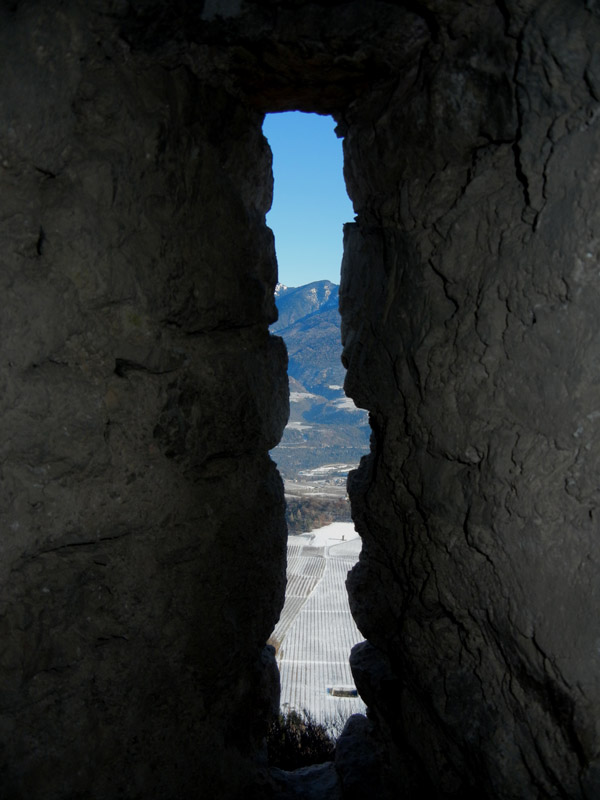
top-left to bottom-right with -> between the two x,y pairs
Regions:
340,1 -> 600,796
2,1 -> 600,798
0,3 -> 287,797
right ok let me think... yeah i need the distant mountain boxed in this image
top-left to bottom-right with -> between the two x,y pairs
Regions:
270,280 -> 370,488
273,281 -> 338,331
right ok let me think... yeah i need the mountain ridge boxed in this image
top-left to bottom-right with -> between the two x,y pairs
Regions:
273,280 -> 339,332
270,279 -> 369,489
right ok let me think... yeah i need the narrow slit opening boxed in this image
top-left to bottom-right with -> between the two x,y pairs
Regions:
263,110 -> 369,740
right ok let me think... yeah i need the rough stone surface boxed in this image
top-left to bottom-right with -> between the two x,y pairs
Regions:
2,1 -> 600,798
334,712 -> 385,800
0,3 -> 287,798
340,1 -> 600,797
271,763 -> 342,800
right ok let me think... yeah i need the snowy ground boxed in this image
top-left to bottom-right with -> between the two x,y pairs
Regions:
283,465 -> 357,498
273,522 -> 366,730
299,521 -> 361,549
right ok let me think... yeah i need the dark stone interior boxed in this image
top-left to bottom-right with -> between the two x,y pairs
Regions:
2,1 -> 600,797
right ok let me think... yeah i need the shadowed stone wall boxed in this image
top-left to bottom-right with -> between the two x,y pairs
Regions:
0,3 -> 287,797
2,1 -> 600,798
340,2 -> 600,796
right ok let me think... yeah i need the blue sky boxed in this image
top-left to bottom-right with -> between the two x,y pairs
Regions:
263,111 -> 354,288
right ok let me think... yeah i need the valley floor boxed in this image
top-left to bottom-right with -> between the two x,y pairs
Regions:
272,522 -> 366,731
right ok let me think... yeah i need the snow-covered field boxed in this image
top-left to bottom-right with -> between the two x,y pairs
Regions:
289,391 -> 318,402
286,421 -> 314,431
298,464 -> 356,478
299,521 -> 361,548
273,522 -> 366,730
332,396 -> 362,411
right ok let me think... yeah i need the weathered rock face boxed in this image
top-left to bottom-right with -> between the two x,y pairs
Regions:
0,4 -> 287,797
2,1 -> 600,798
340,2 -> 600,796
